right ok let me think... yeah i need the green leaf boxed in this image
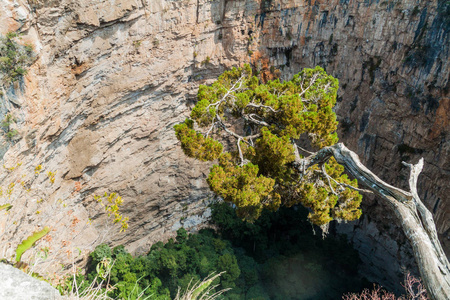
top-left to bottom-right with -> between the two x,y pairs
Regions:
0,203 -> 12,211
15,226 -> 50,262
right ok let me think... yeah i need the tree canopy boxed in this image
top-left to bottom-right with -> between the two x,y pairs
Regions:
175,65 -> 362,225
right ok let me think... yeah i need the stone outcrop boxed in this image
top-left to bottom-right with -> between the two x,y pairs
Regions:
0,0 -> 448,291
0,263 -> 62,300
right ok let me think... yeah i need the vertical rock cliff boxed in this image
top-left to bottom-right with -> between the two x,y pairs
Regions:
0,0 -> 448,290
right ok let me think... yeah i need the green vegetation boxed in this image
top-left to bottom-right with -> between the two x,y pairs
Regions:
172,64 -> 450,298
174,119 -> 223,161
174,272 -> 229,300
0,31 -> 35,85
1,113 -> 19,141
133,40 -> 142,49
0,203 -> 12,211
15,226 -> 50,262
174,65 -> 362,224
0,162 -> 134,291
94,192 -> 129,231
201,56 -> 211,65
75,228 -> 240,299
74,203 -> 366,299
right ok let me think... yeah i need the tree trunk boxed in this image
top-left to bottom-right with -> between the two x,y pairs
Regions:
301,143 -> 450,300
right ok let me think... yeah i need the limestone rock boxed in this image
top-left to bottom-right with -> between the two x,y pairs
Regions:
0,263 -> 62,300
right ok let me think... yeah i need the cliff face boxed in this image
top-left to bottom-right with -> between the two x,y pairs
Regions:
0,0 -> 448,289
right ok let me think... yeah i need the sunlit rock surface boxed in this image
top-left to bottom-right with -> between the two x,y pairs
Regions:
0,263 -> 62,300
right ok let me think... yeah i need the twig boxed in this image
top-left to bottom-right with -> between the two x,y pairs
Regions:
216,114 -> 261,142
297,145 -> 315,155
246,103 -> 279,113
298,73 -> 319,97
242,113 -> 270,127
205,120 -> 218,137
206,75 -> 246,110
321,164 -> 338,195
315,169 -> 373,194
237,138 -> 245,166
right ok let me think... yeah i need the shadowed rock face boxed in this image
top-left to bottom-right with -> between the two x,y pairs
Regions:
0,0 -> 447,290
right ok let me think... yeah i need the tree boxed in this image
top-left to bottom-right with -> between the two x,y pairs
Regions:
174,65 -> 450,300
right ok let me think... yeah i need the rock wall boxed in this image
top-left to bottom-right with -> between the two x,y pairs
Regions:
0,0 -> 448,290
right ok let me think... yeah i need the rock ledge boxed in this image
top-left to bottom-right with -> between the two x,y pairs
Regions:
0,263 -> 62,300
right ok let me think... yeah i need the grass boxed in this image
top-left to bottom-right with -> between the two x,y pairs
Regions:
174,273 -> 229,300
60,266 -> 228,300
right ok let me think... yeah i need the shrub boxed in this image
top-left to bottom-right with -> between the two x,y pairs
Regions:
0,31 -> 35,85
343,273 -> 428,300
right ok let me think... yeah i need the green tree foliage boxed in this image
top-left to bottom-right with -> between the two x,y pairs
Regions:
78,204 -> 366,299
175,65 -> 362,224
217,253 -> 240,289
83,228 -> 247,299
0,32 -> 35,85
174,119 -> 223,161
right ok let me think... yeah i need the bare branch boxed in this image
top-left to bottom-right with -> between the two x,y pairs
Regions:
242,113 -> 270,127
237,138 -> 245,166
246,103 -> 279,113
402,158 -> 423,200
205,118 -> 218,137
206,74 -> 246,110
297,145 -> 315,155
321,164 -> 338,195
318,169 -> 374,194
403,159 -> 449,274
298,72 -> 319,97
313,167 -> 373,195
293,144 -> 302,163
216,114 -> 261,143
299,143 -> 450,299
299,144 -> 413,202
293,144 -> 311,182
333,179 -> 373,194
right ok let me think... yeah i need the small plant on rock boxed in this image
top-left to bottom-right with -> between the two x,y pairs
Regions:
201,56 -> 211,65
0,31 -> 35,85
1,113 -> 19,141
94,192 -> 129,232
